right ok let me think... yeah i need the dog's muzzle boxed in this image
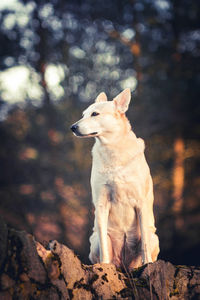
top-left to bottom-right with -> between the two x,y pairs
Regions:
70,123 -> 98,137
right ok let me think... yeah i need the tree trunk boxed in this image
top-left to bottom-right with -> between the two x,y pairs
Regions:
172,136 -> 185,229
0,218 -> 199,300
33,8 -> 51,106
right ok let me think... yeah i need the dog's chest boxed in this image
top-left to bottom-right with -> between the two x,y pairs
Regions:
91,139 -> 149,205
96,162 -> 141,232
92,154 -> 145,205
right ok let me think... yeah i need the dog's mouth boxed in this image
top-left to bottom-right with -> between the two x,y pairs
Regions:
74,131 -> 98,137
78,132 -> 98,137
89,132 -> 98,136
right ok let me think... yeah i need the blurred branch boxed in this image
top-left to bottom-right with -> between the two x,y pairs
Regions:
108,28 -> 142,88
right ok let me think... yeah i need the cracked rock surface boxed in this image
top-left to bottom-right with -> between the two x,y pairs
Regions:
0,218 -> 200,299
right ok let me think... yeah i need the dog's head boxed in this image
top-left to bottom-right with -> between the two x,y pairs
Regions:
70,88 -> 131,138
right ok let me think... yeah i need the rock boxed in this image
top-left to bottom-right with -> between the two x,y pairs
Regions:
0,217 -> 200,299
12,229 -> 47,284
88,263 -> 127,299
49,240 -> 86,289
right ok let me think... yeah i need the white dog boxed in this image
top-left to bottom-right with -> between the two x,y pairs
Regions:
71,88 -> 159,269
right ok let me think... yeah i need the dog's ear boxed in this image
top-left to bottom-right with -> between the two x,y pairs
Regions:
95,92 -> 107,103
114,88 -> 131,113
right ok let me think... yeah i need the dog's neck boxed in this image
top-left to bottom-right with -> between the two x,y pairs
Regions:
92,128 -> 145,167
96,114 -> 132,146
95,129 -> 135,147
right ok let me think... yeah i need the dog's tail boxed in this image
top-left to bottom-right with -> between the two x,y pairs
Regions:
122,233 -> 131,269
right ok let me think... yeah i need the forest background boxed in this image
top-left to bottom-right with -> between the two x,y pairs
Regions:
0,0 -> 199,266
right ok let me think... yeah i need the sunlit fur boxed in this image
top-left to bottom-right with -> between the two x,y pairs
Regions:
71,88 -> 160,270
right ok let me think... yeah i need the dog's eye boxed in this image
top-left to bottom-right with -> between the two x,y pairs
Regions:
91,112 -> 99,117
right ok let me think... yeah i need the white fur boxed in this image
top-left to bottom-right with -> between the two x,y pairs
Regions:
71,88 -> 159,269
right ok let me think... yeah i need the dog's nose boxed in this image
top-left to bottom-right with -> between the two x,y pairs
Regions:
70,124 -> 78,132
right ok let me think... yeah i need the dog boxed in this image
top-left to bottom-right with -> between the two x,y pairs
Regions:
71,88 -> 159,269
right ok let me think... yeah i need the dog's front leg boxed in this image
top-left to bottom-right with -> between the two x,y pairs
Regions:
137,207 -> 153,265
96,185 -> 111,263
